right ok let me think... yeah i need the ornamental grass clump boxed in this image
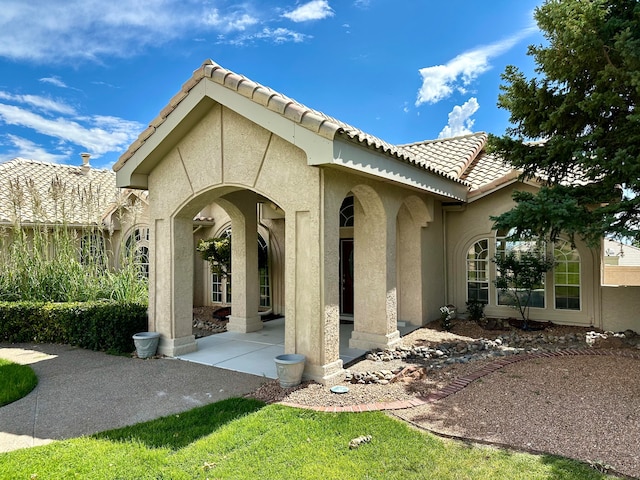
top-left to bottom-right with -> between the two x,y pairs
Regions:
0,175 -> 148,304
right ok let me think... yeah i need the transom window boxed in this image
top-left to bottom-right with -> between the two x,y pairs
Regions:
340,196 -> 354,227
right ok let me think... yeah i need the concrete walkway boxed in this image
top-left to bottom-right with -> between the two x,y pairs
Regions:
0,343 -> 268,453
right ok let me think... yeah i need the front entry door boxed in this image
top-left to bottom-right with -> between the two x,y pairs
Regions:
340,239 -> 354,316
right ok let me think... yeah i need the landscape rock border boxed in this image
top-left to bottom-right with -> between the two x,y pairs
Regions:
344,329 -> 640,386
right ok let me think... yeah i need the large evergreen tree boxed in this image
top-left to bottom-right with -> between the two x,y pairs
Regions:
490,0 -> 640,246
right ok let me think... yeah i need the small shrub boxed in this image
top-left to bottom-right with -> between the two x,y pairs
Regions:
197,236 -> 231,278
493,250 -> 555,328
466,299 -> 485,322
439,305 -> 454,331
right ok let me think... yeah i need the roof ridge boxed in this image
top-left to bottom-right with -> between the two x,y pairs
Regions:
397,131 -> 487,148
1,158 -> 113,173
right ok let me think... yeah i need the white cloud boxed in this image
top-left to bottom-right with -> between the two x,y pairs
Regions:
0,103 -> 144,158
0,0 -> 295,63
0,92 -> 76,115
40,76 -> 68,88
282,1 -> 334,22
416,28 -> 536,106
204,8 -> 259,32
225,27 -> 310,46
438,97 -> 480,139
2,134 -> 69,163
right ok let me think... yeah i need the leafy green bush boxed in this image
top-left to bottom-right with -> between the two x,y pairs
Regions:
0,301 -> 147,354
465,299 -> 485,322
493,250 -> 556,327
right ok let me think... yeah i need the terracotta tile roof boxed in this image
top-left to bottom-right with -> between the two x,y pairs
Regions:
398,132 -> 488,178
461,151 -> 517,194
0,158 -> 118,225
114,60 -> 466,185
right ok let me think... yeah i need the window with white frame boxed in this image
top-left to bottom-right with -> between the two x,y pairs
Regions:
495,229 -> 546,308
554,240 -> 581,310
210,227 -> 270,308
466,239 -> 489,304
464,229 -> 584,312
211,273 -> 223,303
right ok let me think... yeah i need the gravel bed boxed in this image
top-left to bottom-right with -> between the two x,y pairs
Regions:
246,319 -> 640,477
393,355 -> 640,479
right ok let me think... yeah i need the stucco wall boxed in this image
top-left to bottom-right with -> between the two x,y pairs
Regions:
601,286 -> 640,333
603,266 -> 640,286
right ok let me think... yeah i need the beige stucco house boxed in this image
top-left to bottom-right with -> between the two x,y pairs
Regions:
114,59 -> 640,383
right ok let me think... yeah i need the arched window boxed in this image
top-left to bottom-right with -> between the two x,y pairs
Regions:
125,227 -> 150,278
339,196 -> 354,227
554,240 -> 581,310
466,239 -> 489,304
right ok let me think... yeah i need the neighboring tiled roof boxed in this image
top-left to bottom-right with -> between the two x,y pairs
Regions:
114,60 -> 466,185
398,132 -> 488,178
461,151 -> 517,193
0,158 -> 118,225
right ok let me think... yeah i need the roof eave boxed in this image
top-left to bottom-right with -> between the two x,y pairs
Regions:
467,172 -> 540,202
328,137 -> 469,201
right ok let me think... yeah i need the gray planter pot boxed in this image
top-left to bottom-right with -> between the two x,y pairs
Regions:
274,354 -> 306,388
133,332 -> 161,359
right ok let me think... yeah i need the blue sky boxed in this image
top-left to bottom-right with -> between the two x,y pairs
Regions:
0,0 -> 543,169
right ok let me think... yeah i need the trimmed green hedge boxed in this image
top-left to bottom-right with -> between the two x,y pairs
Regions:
0,301 -> 148,354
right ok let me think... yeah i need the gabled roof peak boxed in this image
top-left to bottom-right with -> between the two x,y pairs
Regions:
115,59 -> 467,186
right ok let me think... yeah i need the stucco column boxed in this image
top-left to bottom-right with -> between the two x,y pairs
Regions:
349,198 -> 400,351
280,201 -> 343,383
154,215 -> 197,356
397,203 -> 426,326
225,191 -> 262,333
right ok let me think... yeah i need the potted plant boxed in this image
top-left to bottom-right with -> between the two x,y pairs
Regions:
132,331 -> 160,358
274,354 -> 306,387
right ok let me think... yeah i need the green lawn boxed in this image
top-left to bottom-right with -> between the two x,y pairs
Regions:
0,397 -> 617,479
0,358 -> 38,407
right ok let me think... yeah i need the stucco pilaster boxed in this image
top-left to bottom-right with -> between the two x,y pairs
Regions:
282,204 -> 344,383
